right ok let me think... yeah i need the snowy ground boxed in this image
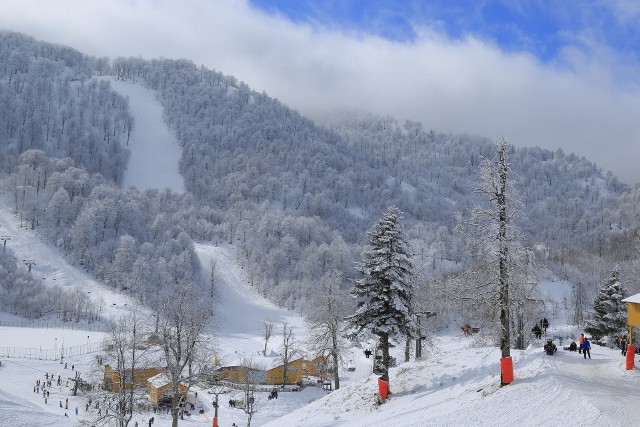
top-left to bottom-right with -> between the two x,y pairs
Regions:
2,78 -> 640,426
263,334 -> 640,427
4,321 -> 639,426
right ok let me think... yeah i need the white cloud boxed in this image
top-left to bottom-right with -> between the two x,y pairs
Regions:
1,0 -> 639,183
603,0 -> 640,26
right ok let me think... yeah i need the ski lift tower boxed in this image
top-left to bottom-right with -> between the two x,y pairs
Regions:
0,235 -> 10,251
415,311 -> 436,359
23,259 -> 36,273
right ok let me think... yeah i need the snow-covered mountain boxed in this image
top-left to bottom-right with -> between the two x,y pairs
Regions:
2,31 -> 640,427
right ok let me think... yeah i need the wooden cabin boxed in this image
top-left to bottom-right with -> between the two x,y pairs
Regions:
214,366 -> 266,384
266,356 -> 328,385
103,365 -> 162,393
147,373 -> 187,406
622,293 -> 640,342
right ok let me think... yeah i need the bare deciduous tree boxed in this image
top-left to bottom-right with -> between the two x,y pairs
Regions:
456,137 -> 537,383
263,320 -> 274,356
81,307 -> 149,427
306,270 -> 348,390
572,282 -> 587,326
108,309 -> 148,427
237,356 -> 264,427
279,322 -> 298,386
157,284 -> 212,427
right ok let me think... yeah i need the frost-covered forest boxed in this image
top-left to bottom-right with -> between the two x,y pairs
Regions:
2,31 -> 640,326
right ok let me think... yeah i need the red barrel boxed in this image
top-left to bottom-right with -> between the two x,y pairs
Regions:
500,356 -> 514,384
626,345 -> 636,370
378,377 -> 389,401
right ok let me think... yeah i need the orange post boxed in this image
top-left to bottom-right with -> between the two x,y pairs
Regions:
626,345 -> 636,370
500,357 -> 514,384
378,377 -> 389,401
212,417 -> 218,427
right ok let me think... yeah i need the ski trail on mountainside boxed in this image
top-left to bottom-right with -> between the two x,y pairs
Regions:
96,77 -> 184,193
193,243 -> 307,365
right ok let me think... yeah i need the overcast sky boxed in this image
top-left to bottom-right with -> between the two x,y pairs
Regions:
2,0 -> 639,183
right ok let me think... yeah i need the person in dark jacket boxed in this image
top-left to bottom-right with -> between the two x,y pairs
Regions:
541,318 -> 549,334
544,339 -> 557,355
532,324 -> 542,340
582,337 -> 591,359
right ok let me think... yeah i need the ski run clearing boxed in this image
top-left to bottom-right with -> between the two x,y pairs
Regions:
1,78 -> 640,427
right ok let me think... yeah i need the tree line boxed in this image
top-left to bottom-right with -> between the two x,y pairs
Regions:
2,31 -> 640,336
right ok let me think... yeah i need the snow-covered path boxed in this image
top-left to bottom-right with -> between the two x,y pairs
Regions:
97,77 -> 184,193
557,349 -> 640,424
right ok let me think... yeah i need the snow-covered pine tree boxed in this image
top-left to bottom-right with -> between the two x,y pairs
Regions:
346,205 -> 415,376
585,265 -> 628,341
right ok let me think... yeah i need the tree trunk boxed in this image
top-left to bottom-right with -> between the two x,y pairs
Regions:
381,332 -> 390,374
405,337 -> 411,362
171,392 -> 180,427
331,330 -> 340,390
497,141 -> 511,364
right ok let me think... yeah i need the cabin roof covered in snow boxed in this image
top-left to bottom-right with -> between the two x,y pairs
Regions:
148,373 -> 171,388
622,292 -> 640,304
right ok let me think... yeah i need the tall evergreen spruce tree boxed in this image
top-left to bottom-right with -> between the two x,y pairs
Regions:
347,205 -> 415,376
585,266 -> 628,341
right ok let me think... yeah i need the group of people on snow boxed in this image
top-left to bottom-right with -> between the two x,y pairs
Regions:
578,333 -> 591,358
543,333 -> 591,358
548,331 -> 638,359
530,316 -> 594,359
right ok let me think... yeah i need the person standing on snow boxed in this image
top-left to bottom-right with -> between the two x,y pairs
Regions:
578,333 -> 585,354
582,337 -> 591,359
532,324 -> 542,340
541,318 -> 549,334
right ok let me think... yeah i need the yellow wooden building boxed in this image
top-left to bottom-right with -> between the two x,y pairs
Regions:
103,365 -> 162,393
147,373 -> 187,406
213,366 -> 266,384
266,356 -> 328,385
622,293 -> 640,341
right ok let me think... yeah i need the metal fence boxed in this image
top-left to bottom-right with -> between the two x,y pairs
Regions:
0,341 -> 106,361
0,320 -> 108,332
210,380 -> 301,393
